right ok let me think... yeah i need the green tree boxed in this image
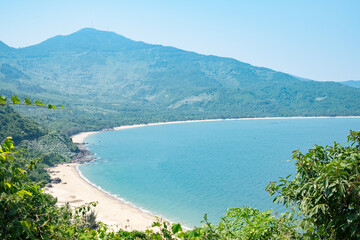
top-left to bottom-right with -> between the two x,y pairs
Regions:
0,137 -> 89,239
267,131 -> 360,239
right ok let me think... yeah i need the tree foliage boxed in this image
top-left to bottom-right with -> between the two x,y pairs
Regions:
267,130 -> 360,239
0,137 -> 92,239
0,105 -> 47,144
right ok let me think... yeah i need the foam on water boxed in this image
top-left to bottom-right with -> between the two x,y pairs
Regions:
76,163 -> 161,218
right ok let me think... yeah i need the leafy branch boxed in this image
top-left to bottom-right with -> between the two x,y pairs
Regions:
0,95 -> 69,112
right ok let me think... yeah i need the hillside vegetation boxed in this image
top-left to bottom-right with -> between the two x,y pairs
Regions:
1,28 -> 360,133
0,105 -> 47,144
0,105 -> 78,182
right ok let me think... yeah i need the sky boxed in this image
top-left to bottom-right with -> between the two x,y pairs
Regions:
0,0 -> 359,82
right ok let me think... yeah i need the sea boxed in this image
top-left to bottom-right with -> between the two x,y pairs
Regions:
78,118 -> 360,227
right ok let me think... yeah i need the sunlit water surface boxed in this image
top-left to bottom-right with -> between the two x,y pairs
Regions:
78,118 -> 360,226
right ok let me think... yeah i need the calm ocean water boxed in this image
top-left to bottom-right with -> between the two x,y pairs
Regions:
78,118 -> 360,227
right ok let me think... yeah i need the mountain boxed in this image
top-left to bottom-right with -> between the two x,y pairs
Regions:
0,41 -> 14,57
291,75 -> 313,81
340,80 -> 360,88
1,28 -> 360,132
19,28 -> 148,56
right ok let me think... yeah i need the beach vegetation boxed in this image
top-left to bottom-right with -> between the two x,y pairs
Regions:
198,207 -> 300,239
0,137 -> 95,239
266,130 -> 360,239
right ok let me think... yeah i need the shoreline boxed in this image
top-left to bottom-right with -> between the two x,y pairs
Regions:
44,162 -> 158,231
75,164 -> 157,218
47,116 -> 360,230
71,116 -> 360,144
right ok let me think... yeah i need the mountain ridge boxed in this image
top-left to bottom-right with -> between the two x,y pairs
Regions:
1,28 -> 360,133
18,28 -> 149,56
0,40 -> 14,57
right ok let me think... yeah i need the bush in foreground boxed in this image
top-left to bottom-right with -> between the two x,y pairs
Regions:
267,130 -> 360,239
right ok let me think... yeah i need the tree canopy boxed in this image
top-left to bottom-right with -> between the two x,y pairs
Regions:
267,131 -> 360,239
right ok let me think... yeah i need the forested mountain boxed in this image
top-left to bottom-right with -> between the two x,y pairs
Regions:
1,28 -> 360,133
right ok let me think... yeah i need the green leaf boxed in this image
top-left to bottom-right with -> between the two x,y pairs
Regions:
4,182 -> 11,189
0,95 -> 7,104
171,223 -> 182,234
35,99 -> 45,106
16,189 -> 33,198
152,222 -> 161,227
11,95 -> 20,104
24,98 -> 32,106
17,167 -> 27,174
48,104 -> 56,109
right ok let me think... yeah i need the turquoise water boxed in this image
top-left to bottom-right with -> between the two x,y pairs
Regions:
78,118 -> 360,227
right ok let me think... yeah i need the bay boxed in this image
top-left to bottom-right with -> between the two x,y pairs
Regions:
78,118 -> 360,227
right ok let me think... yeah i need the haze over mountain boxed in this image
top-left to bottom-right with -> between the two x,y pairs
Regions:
1,28 -> 360,133
340,80 -> 360,88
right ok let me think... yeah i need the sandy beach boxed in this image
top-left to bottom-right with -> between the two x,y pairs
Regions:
47,116 -> 360,231
45,163 -> 158,231
71,131 -> 99,144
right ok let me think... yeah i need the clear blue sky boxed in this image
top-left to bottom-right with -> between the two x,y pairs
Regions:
0,0 -> 359,82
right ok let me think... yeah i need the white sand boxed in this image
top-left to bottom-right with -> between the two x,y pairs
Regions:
45,163 -> 157,231
71,131 -> 99,144
113,116 -> 360,131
